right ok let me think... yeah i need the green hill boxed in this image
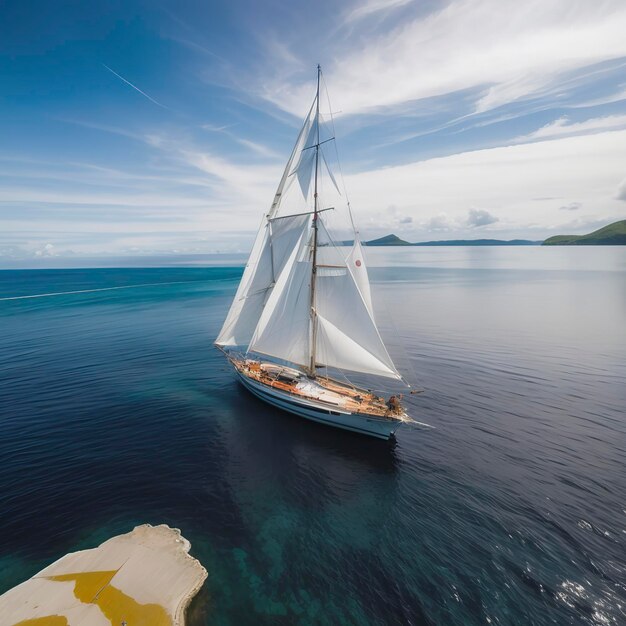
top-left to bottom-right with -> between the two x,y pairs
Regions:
542,219 -> 626,245
365,234 -> 412,246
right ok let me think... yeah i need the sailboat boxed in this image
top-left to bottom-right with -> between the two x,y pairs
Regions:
215,65 -> 410,440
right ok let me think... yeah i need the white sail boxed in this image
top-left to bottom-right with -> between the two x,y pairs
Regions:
288,113 -> 318,200
316,240 -> 374,317
346,239 -> 374,316
269,99 -> 316,217
215,213 -> 310,347
215,218 -> 273,347
316,314 -> 398,379
293,147 -> 316,200
321,151 -> 340,193
314,247 -> 401,379
247,226 -> 313,367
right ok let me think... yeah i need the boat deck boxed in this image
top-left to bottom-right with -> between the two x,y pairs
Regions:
232,358 -> 405,420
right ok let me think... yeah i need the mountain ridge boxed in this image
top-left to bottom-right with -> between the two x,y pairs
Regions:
542,219 -> 626,245
362,234 -> 539,246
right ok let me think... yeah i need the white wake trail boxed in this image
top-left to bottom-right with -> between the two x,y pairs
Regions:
0,281 -> 195,301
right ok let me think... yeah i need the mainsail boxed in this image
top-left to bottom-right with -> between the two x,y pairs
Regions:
215,66 -> 401,381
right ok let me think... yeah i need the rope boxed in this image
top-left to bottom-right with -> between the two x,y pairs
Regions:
321,71 -> 357,236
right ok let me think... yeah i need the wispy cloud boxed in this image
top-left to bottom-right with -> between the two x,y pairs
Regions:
344,0 -> 412,23
201,122 -> 280,158
515,114 -> 626,143
102,64 -> 170,110
64,122 -> 281,211
259,0 -> 626,119
235,138 -> 281,159
568,84 -> 626,109
201,123 -> 238,133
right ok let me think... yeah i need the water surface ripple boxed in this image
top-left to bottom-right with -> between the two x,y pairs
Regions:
0,250 -> 624,625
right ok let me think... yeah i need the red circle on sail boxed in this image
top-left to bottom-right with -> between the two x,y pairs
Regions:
355,259 -> 362,267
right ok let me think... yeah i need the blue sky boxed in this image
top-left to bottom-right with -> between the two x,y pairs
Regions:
2,0 -> 626,262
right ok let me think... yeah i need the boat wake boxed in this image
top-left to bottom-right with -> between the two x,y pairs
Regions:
0,281 -> 194,301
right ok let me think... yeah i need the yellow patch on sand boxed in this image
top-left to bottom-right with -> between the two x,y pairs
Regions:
46,571 -> 171,626
14,615 -> 68,626
47,571 -> 117,603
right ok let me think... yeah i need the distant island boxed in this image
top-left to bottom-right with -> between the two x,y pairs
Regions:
365,234 -> 413,246
361,219 -> 626,247
542,219 -> 626,245
363,234 -> 540,246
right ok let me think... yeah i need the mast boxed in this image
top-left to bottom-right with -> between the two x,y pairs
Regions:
308,64 -> 321,376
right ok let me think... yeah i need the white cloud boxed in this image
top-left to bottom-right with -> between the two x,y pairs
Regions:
559,202 -> 581,211
54,122 -> 283,217
201,123 -> 237,133
616,179 -> 626,202
344,0 -> 412,23
425,214 -> 453,231
343,129 -> 626,238
568,84 -> 626,109
34,243 -> 56,257
261,0 -> 626,118
177,148 -> 279,206
0,127 -> 284,256
234,138 -> 282,159
516,114 -> 626,142
200,123 -> 280,158
383,203 -> 415,227
467,208 -> 498,227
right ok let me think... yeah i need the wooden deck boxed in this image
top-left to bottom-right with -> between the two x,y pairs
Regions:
232,358 -> 405,419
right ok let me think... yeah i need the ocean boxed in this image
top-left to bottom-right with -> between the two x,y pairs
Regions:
0,247 -> 624,625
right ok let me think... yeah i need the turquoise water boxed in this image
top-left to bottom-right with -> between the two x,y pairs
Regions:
0,248 -> 625,625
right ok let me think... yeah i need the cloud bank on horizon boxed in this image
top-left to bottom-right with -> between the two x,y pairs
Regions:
1,0 -> 626,261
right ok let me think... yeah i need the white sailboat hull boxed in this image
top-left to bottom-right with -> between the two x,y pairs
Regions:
235,368 -> 401,440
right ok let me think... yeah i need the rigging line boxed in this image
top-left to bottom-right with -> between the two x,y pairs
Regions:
321,71 -> 357,235
334,366 -> 358,393
377,292 -> 420,390
237,284 -> 272,301
300,137 -> 336,150
318,217 -> 349,266
269,207 -> 333,221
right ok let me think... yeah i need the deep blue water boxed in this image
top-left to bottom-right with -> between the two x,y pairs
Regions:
0,248 -> 625,625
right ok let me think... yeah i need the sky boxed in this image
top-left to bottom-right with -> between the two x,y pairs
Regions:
1,0 -> 626,262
